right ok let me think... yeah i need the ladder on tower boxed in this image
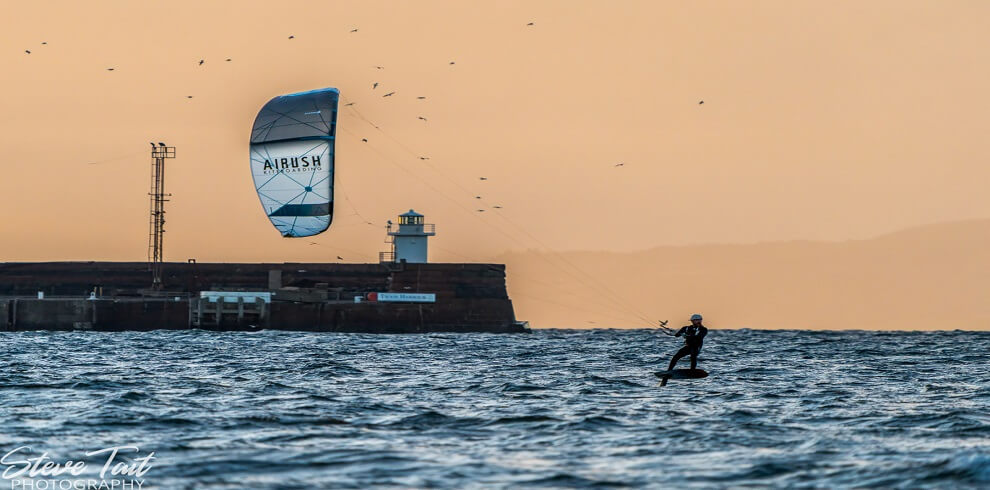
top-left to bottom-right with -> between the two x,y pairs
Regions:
147,144 -> 176,290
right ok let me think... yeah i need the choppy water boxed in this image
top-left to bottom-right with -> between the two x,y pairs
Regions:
1,329 -> 989,489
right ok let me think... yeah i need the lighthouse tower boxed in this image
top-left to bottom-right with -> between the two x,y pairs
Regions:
385,209 -> 436,263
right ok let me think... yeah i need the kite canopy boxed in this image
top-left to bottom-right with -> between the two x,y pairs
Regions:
250,87 -> 338,237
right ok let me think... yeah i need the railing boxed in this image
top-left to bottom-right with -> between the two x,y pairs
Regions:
379,251 -> 395,263
386,223 -> 436,235
0,293 -> 193,301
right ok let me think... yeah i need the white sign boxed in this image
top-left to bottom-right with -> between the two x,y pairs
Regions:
376,293 -> 436,303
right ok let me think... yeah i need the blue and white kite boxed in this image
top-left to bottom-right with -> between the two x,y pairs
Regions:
250,87 -> 338,237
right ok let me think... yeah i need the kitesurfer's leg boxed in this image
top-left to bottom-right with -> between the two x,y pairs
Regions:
689,346 -> 700,370
667,346 -> 692,371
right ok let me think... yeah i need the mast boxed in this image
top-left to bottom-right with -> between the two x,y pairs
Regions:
148,143 -> 175,290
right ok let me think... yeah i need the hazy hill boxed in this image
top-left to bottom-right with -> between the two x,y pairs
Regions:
499,220 -> 990,330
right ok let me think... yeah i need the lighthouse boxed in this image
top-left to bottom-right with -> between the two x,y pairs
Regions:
384,209 -> 436,263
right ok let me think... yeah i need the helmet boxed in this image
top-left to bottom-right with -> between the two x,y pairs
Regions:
690,314 -> 703,321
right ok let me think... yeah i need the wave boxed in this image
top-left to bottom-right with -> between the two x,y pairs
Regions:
1,328 -> 987,488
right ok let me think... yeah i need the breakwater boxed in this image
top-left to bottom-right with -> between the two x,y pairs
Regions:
0,262 -> 528,333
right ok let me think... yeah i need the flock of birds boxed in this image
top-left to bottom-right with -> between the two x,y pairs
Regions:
24,21 -> 706,259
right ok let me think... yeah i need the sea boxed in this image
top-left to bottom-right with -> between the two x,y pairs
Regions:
1,329 -> 988,489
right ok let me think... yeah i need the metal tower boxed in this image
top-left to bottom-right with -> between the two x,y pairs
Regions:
148,144 -> 176,290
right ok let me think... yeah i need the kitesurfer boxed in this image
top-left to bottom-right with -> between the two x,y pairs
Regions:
663,314 -> 708,370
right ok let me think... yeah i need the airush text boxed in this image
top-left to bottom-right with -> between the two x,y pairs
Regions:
262,155 -> 322,174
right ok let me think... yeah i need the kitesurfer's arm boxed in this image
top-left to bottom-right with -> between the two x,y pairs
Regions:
658,320 -> 676,336
674,327 -> 687,337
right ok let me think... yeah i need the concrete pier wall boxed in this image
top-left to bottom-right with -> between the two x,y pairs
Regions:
0,262 -> 527,333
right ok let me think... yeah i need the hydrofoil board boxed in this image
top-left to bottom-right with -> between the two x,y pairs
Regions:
654,369 -> 708,380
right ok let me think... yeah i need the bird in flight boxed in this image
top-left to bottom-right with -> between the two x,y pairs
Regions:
493,205 -> 502,209
475,196 -> 482,199
449,61 -> 455,65
418,116 -> 427,121
375,66 -> 384,69
41,42 -> 47,45
477,209 -> 485,212
186,95 -> 193,99
373,82 -> 379,89
527,22 -> 534,26
479,177 -> 487,180
107,68 -> 114,71
24,50 -> 30,54
698,100 -> 704,105
419,156 -> 430,160
350,28 -> 358,33
225,58 -> 232,62
614,163 -> 624,167
288,35 -> 295,39
336,256 -> 343,260
383,91 -> 395,97
361,138 -> 368,142
344,102 -> 354,106
199,59 -> 204,65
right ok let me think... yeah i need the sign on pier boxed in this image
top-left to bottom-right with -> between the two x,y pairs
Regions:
368,292 -> 436,303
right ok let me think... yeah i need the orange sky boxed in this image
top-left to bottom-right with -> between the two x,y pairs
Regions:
2,0 -> 989,265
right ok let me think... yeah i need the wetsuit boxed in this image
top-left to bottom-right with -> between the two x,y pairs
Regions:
667,324 -> 708,370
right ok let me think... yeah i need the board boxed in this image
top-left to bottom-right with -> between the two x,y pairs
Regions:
654,369 -> 708,380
